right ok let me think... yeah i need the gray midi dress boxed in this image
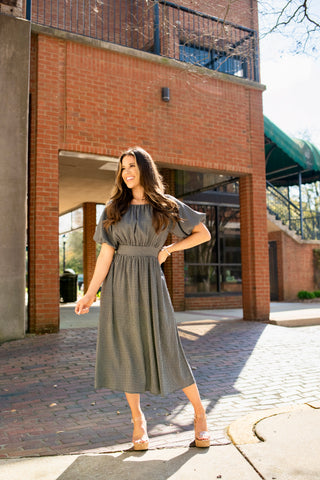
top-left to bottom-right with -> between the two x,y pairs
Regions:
93,195 -> 205,395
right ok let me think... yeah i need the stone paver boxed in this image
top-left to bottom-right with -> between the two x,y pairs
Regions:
1,317 -> 320,458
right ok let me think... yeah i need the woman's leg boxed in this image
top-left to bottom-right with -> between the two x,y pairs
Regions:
125,392 -> 143,418
125,392 -> 149,449
183,383 -> 210,446
183,383 -> 206,416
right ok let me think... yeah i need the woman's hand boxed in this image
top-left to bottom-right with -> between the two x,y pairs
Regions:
158,223 -> 210,265
158,246 -> 171,265
75,293 -> 96,315
74,243 -> 115,316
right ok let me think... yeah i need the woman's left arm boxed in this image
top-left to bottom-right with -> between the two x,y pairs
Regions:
158,223 -> 211,264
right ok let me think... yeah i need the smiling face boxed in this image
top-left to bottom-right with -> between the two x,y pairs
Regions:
121,154 -> 141,190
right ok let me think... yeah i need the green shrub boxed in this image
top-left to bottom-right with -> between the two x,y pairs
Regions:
298,290 -> 316,299
313,290 -> 320,298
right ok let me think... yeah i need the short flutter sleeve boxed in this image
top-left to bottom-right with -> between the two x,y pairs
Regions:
93,209 -> 117,248
168,196 -> 206,238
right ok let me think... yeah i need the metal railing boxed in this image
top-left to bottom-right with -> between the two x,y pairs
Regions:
27,0 -> 259,81
267,182 -> 320,240
288,215 -> 320,241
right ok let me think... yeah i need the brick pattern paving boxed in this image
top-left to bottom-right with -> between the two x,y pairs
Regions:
1,319 -> 320,458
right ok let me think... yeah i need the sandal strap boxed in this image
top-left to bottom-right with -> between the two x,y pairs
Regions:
132,415 -> 149,444
194,414 -> 210,441
194,414 -> 206,421
132,415 -> 146,423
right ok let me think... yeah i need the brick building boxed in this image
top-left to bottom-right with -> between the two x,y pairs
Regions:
0,0 -> 270,341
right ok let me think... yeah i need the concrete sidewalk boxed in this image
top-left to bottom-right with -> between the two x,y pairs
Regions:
1,302 -> 320,479
228,401 -> 320,480
60,301 -> 320,329
0,445 -> 260,480
1,402 -> 319,479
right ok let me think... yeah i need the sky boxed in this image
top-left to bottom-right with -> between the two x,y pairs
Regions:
258,2 -> 320,148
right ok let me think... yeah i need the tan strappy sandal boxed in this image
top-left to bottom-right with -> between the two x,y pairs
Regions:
194,414 -> 211,448
132,415 -> 149,451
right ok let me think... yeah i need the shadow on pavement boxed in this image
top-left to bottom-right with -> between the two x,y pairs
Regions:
56,448 -> 205,480
0,316 -> 267,457
172,319 -> 267,425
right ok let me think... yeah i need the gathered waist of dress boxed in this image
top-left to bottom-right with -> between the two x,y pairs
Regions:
116,245 -> 160,257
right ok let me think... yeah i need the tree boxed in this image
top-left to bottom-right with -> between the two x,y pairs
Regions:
59,230 -> 83,274
258,0 -> 320,55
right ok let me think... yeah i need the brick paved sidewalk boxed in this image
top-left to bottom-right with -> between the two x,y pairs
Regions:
1,318 -> 320,458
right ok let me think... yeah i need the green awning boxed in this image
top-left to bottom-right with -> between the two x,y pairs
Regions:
264,116 -> 320,186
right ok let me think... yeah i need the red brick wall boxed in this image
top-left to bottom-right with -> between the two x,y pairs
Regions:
83,202 -> 97,293
28,34 -> 62,333
29,17 -> 267,328
185,295 -> 242,309
240,174 -> 270,321
60,40 -> 260,170
239,87 -> 270,321
268,230 -> 320,301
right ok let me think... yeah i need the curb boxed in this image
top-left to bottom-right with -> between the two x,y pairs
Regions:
226,402 -> 320,446
268,317 -> 320,327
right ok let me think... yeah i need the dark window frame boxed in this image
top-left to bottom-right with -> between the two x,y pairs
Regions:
184,202 -> 242,297
179,42 -> 246,77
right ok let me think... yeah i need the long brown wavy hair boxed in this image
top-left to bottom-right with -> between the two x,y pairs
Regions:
104,147 -> 181,233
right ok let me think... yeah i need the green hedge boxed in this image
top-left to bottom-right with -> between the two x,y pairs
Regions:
297,290 -> 316,299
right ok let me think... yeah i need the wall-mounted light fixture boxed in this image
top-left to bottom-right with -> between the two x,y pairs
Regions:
161,87 -> 170,102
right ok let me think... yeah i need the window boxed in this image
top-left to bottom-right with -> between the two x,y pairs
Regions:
179,43 -> 244,77
59,208 -> 83,235
96,204 -> 106,223
185,203 -> 241,295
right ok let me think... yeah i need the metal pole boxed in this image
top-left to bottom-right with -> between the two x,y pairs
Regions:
287,186 -> 291,229
298,171 -> 304,239
63,234 -> 66,272
26,0 -> 32,20
153,1 -> 160,55
216,206 -> 220,292
253,31 -> 259,82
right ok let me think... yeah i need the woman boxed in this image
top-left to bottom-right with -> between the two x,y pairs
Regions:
75,147 -> 211,450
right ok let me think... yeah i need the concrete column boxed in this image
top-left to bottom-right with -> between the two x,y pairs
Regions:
239,174 -> 270,321
83,203 -> 97,293
0,16 -> 30,342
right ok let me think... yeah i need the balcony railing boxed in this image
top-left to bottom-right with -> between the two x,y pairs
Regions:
267,181 -> 320,240
27,0 -> 259,81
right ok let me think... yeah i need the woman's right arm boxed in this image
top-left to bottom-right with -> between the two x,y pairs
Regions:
75,243 -> 115,315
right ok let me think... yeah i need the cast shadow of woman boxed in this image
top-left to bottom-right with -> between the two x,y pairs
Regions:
57,446 -> 210,480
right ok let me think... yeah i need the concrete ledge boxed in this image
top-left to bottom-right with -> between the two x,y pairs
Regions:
268,308 -> 320,327
235,404 -> 320,479
268,317 -> 320,327
227,404 -> 309,445
306,401 -> 320,409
